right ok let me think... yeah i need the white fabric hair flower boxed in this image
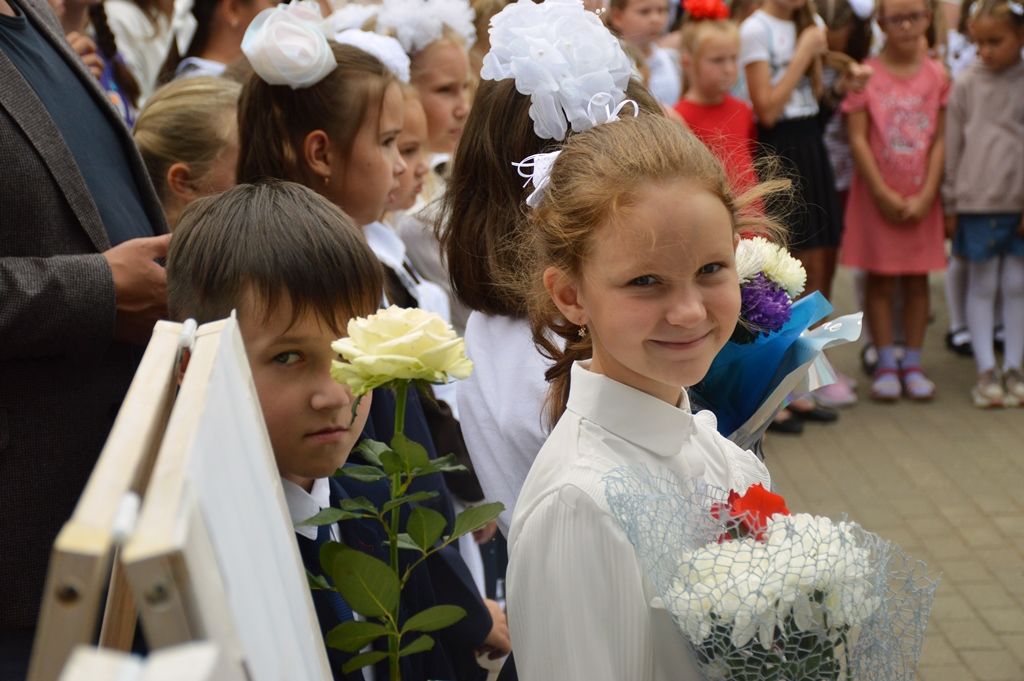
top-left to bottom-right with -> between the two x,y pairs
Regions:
328,3 -> 381,33
375,0 -> 477,56
481,0 -> 634,141
336,29 -> 411,82
242,1 -> 337,89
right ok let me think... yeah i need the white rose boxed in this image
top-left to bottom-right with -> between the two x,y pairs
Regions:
331,306 -> 473,395
242,2 -> 337,89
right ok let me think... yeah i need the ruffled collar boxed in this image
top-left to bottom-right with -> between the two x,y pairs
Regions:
565,362 -> 696,458
363,220 -> 406,273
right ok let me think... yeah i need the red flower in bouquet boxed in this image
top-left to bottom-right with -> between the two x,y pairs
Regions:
712,483 -> 790,541
682,0 -> 730,20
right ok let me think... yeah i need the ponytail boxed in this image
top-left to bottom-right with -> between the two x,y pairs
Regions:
89,3 -> 141,108
156,0 -> 218,85
531,313 -> 593,430
793,0 -> 824,96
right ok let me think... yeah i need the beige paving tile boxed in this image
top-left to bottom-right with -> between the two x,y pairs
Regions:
960,650 -> 1024,681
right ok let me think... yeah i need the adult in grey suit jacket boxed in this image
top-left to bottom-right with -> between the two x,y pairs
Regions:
1,0 -> 170,671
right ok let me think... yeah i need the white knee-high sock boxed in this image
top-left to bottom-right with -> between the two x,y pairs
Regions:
945,256 -> 969,332
967,258 -> 1001,373
852,269 -> 871,343
1000,255 -> 1024,370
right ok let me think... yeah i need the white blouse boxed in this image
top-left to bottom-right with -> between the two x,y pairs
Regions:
458,313 -> 552,536
507,363 -> 770,681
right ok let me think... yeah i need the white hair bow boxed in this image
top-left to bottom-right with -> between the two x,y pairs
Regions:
513,94 -> 639,209
172,0 -> 198,55
847,0 -> 874,19
241,1 -> 338,89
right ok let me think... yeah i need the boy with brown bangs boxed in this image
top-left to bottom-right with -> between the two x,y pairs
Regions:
166,180 -> 460,681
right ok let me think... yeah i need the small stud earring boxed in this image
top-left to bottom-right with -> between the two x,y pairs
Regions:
323,174 -> 330,187
577,324 -> 588,339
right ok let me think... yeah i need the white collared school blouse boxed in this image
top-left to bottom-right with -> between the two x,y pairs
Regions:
507,362 -> 771,681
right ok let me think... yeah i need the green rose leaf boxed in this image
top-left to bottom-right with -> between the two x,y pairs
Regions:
398,634 -> 435,658
402,605 -> 466,634
306,570 -> 330,591
430,454 -> 468,471
297,508 -> 369,527
386,533 -> 423,553
319,541 -> 345,573
381,491 -> 439,515
326,546 -> 400,618
450,502 -> 504,542
354,439 -> 390,467
339,497 -> 380,515
341,650 -> 389,675
380,450 -> 404,476
326,620 -> 389,653
407,506 -> 447,551
336,465 -> 388,483
391,432 -> 430,470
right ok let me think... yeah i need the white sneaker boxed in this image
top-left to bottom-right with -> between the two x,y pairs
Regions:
972,370 -> 1005,408
1004,368 -> 1024,408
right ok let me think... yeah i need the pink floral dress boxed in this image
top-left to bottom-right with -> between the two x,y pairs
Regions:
840,56 -> 950,275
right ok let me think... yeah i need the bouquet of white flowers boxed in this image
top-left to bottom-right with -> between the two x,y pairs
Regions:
604,467 -> 937,681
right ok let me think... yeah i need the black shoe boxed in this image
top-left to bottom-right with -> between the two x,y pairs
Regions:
767,411 -> 805,434
945,328 -> 974,357
790,403 -> 840,423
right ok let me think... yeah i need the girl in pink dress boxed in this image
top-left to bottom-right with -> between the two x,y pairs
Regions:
841,0 -> 949,402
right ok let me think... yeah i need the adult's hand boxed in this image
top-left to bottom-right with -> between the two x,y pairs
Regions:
66,31 -> 104,80
103,234 -> 171,345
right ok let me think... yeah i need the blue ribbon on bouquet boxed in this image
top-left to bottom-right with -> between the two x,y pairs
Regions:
690,292 -> 833,440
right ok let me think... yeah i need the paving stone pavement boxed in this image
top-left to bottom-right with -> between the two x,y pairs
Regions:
762,268 -> 1024,681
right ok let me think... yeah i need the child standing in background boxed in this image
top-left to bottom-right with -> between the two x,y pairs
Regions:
609,0 -> 682,105
943,0 -> 1024,407
841,0 -> 949,402
740,0 -> 842,302
675,0 -> 758,194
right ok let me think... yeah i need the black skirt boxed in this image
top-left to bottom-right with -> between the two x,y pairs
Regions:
757,116 -> 843,251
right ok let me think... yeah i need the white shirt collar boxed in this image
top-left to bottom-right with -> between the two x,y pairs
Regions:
282,477 -> 332,541
565,361 -> 696,458
363,221 -> 407,273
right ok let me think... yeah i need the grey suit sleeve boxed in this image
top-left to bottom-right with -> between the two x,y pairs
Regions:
0,253 -> 116,359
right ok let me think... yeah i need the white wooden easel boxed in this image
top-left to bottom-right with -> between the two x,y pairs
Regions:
29,319 -> 332,681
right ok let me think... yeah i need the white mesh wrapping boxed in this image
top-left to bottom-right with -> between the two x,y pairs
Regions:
603,466 -> 938,680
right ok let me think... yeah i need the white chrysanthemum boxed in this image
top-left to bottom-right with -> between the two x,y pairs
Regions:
376,0 -> 475,55
762,243 -> 806,298
480,0 -> 633,140
734,237 -> 769,284
668,512 -> 879,652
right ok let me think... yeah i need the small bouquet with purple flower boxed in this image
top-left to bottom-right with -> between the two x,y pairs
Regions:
690,237 -> 862,449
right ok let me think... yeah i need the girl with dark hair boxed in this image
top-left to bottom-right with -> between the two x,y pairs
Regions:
58,0 -> 141,124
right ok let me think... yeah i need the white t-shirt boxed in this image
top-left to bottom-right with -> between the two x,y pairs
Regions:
105,0 -> 173,104
647,45 -> 682,106
739,9 -> 822,121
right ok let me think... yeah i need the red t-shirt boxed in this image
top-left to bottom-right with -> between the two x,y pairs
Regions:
674,96 -> 757,194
